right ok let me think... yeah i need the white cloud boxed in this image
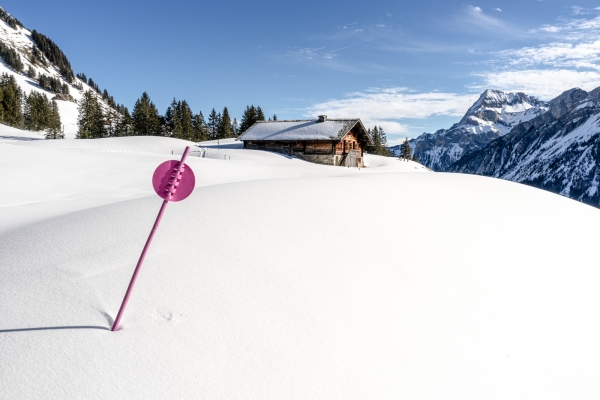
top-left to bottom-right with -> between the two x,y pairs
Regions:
493,7 -> 502,12
532,15 -> 600,40
571,6 -> 585,15
493,40 -> 600,70
476,13 -> 600,99
305,87 -> 479,134
354,29 -> 364,32
471,69 -> 600,99
376,24 -> 386,28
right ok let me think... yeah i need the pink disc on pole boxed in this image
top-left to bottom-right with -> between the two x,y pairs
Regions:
152,160 -> 195,202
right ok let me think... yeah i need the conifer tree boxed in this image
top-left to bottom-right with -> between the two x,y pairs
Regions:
239,105 -> 258,134
179,100 -> 194,141
412,153 -> 419,163
369,126 -> 381,154
399,137 -> 412,160
207,108 -> 220,139
367,125 -> 392,156
0,42 -> 24,72
218,106 -> 233,138
24,92 -> 50,131
164,98 -> 180,137
192,111 -> 209,142
231,117 -> 239,137
26,65 -> 36,79
45,100 -> 63,139
378,126 -> 389,155
132,92 -> 161,135
272,114 -> 277,121
115,107 -> 133,137
0,73 -> 24,128
76,90 -> 105,139
256,106 -> 265,121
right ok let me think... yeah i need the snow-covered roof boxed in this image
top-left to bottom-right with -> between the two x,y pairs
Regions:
238,119 -> 370,142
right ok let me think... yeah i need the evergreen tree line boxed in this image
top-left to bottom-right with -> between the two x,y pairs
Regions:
30,46 -> 46,67
239,105 -> 266,134
25,91 -> 62,138
0,40 -> 24,72
0,73 -> 62,137
30,30 -> 74,83
76,91 -> 269,141
0,8 -> 23,30
76,90 -> 131,139
76,73 -> 118,109
37,73 -> 70,95
367,126 -> 392,156
398,138 -> 418,162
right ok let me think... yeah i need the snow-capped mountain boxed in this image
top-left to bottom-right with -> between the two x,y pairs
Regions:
0,7 -> 114,138
449,87 -> 600,207
403,89 -> 548,171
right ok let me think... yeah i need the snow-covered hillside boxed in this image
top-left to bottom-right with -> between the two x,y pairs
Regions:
1,130 -> 600,399
0,8 -> 112,138
402,89 -> 548,171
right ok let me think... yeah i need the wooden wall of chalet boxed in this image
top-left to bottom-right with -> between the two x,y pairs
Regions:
334,130 -> 364,156
243,128 -> 366,156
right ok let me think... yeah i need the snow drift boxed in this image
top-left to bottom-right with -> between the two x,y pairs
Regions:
1,134 -> 599,399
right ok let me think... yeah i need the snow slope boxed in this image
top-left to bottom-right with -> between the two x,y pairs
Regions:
1,131 -> 599,399
0,14 -> 112,138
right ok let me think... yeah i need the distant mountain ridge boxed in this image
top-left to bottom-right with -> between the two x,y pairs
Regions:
402,89 -> 548,171
449,87 -> 600,207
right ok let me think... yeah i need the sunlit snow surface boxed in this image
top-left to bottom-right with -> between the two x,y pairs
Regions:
1,132 -> 599,399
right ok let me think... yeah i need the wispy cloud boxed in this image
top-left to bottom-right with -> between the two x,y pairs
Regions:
532,13 -> 600,39
493,7 -> 502,12
463,5 -> 507,31
477,12 -> 600,98
305,87 -> 479,134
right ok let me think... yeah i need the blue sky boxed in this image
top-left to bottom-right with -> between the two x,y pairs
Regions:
6,0 -> 600,144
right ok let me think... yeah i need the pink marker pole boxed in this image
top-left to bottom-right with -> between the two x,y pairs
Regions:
111,146 -> 195,332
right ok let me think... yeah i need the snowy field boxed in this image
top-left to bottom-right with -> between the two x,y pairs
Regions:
1,129 -> 599,399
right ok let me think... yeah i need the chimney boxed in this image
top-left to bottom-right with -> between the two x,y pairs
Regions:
317,115 -> 327,123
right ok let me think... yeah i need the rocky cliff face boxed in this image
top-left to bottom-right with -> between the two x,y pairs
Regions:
449,87 -> 600,207
405,89 -> 548,171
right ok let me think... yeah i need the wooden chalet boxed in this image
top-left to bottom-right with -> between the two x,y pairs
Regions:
237,115 -> 372,167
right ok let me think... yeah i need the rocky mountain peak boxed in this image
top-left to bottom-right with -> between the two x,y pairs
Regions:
459,89 -> 545,125
547,88 -> 589,118
408,89 -> 548,172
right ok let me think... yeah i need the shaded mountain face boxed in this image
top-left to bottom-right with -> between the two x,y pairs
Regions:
449,87 -> 600,207
405,90 -> 548,171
